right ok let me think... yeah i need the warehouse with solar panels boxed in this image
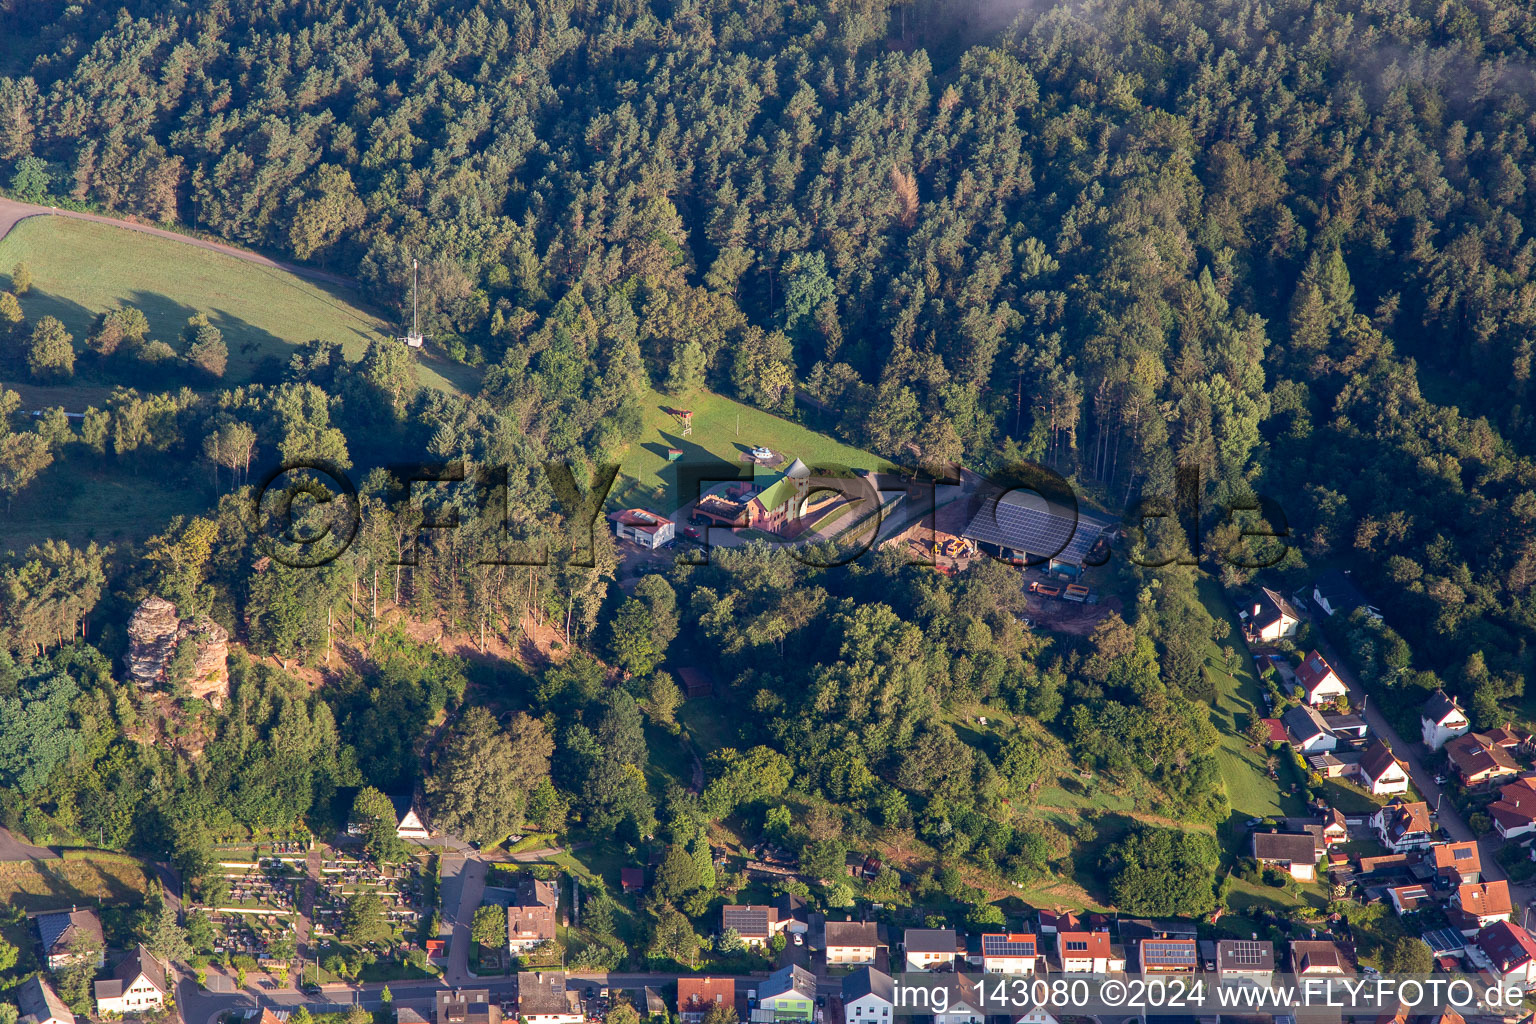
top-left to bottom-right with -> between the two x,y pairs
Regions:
961,489 -> 1113,575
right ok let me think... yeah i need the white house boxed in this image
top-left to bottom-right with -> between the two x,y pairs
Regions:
931,978 -> 983,1024
842,968 -> 894,1024
1252,832 -> 1320,882
1056,931 -> 1118,973
825,921 -> 882,966
1295,651 -> 1348,705
518,972 -> 585,1024
1012,1009 -> 1060,1024
94,946 -> 168,1017
1491,777 -> 1536,839
1356,741 -> 1410,796
1241,588 -> 1300,642
609,509 -> 675,549
17,976 -> 74,1024
389,793 -> 430,839
1456,882 -> 1513,934
35,909 -> 105,972
1373,800 -> 1436,852
980,933 -> 1040,974
903,928 -> 960,972
1421,690 -> 1471,751
1477,921 -> 1536,986
1283,704 -> 1337,753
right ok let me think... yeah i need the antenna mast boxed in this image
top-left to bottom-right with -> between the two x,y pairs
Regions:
404,257 -> 424,348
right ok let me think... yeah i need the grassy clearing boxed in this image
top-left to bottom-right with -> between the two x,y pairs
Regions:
0,855 -> 152,914
1196,578 -> 1306,826
0,215 -> 472,393
608,386 -> 888,513
0,455 -> 209,552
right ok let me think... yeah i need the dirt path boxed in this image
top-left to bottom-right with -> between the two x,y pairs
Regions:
0,197 -> 357,289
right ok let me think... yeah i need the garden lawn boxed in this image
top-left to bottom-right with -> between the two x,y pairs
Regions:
0,215 -> 472,393
1197,579 -> 1308,823
608,387 -> 888,513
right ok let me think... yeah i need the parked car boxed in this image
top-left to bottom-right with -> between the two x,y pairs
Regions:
794,933 -> 804,946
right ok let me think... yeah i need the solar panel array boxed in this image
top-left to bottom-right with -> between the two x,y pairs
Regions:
1223,941 -> 1269,966
1143,941 -> 1198,966
961,491 -> 1111,565
1454,846 -> 1474,860
982,936 -> 1037,957
1421,927 -> 1466,956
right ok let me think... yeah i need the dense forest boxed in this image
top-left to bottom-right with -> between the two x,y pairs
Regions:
1,0 -> 1536,947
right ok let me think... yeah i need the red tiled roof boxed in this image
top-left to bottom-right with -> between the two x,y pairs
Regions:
1295,651 -> 1339,695
678,978 -> 735,1016
1057,931 -> 1111,959
1478,920 -> 1536,972
1459,880 -> 1513,918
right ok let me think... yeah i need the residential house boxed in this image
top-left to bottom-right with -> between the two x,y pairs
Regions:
35,908 -> 104,971
1252,832 -> 1321,882
1421,691 -> 1472,752
1215,940 -> 1275,984
1453,881 -> 1513,934
1290,940 -> 1352,977
1356,741 -> 1411,796
930,977 -> 983,1024
609,509 -> 675,549
436,989 -> 501,1024
1433,842 -> 1482,884
1057,931 -> 1118,973
825,921 -> 883,966
1241,588 -> 1300,642
1484,725 -> 1527,753
1139,937 -> 1198,974
1011,1009 -> 1060,1024
1283,705 -> 1338,754
621,868 -> 645,895
1476,921 -> 1536,986
722,905 -> 777,948
1296,652 -> 1348,706
903,928 -> 961,971
980,933 -> 1040,974
507,876 -> 560,954
1037,909 -> 1080,935
93,945 -> 169,1017
518,972 -> 585,1024
1445,733 -> 1520,786
678,978 -> 735,1024
1311,570 -> 1382,620
390,793 -> 430,839
1491,777 -> 1536,839
755,965 -> 817,1022
774,892 -> 810,935
1373,800 -> 1436,852
842,968 -> 894,1024
1388,884 -> 1433,915
1318,808 -> 1349,846
16,976 -> 74,1024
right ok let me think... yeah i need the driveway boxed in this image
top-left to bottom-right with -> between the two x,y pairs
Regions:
440,855 -> 487,986
0,827 -> 55,861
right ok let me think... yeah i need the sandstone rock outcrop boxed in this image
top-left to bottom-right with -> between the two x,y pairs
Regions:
125,596 -> 231,705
